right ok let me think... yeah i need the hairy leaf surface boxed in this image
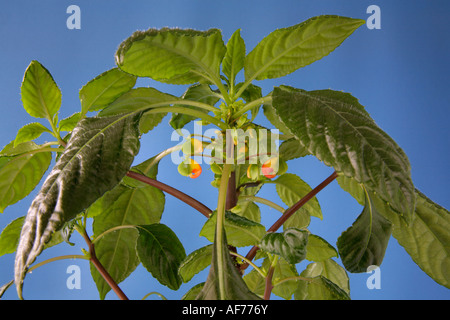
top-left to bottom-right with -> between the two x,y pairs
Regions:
245,16 -> 364,81
271,86 -> 415,223
116,28 -> 226,84
14,113 -> 141,297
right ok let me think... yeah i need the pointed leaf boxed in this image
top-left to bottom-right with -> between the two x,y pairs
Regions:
337,188 -> 392,273
375,190 -> 450,288
136,224 -> 186,290
222,29 -> 245,83
306,234 -> 338,262
260,228 -> 308,264
196,230 -> 261,300
0,217 -> 25,257
245,16 -> 364,81
294,275 -> 350,300
271,86 -> 415,223
58,112 -> 81,132
300,259 -> 350,295
116,28 -> 226,84
0,143 -> 52,213
21,60 -> 61,120
179,245 -> 213,283
273,173 -> 322,220
79,68 -> 137,115
199,211 -> 266,247
14,123 -> 52,147
14,113 -> 141,297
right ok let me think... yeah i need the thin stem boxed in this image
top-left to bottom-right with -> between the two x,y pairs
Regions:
241,170 -> 339,272
233,96 -> 272,119
28,255 -> 88,273
273,276 -> 314,287
92,225 -> 137,244
143,106 -> 227,130
142,291 -> 168,300
126,171 -> 213,218
229,252 -> 266,278
241,195 -> 285,213
216,163 -> 233,300
77,226 -> 129,300
264,261 -> 276,300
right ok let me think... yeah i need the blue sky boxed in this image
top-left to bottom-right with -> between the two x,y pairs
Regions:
0,0 -> 449,300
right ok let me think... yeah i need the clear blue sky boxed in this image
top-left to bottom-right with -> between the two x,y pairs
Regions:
0,0 -> 449,300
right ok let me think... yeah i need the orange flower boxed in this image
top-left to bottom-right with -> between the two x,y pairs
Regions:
189,159 -> 202,179
261,158 -> 278,179
178,158 -> 202,179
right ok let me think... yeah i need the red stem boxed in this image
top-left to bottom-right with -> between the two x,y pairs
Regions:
126,171 -> 212,218
80,229 -> 129,300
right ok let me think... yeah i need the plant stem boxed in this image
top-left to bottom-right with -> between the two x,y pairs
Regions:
126,171 -> 212,217
240,170 -> 339,272
233,96 -> 272,119
216,163 -> 233,299
241,195 -> 286,213
28,255 -> 88,273
77,227 -> 129,300
264,261 -> 276,300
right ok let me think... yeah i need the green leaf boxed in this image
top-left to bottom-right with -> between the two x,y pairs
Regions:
196,230 -> 261,300
89,182 -> 165,298
199,211 -> 266,247
0,217 -> 25,257
300,259 -> 350,295
14,123 -> 52,147
136,224 -> 186,290
245,15 -> 364,81
294,275 -> 350,300
58,112 -> 81,132
116,28 -> 226,85
337,188 -> 393,273
271,86 -> 415,223
79,68 -> 137,116
99,87 -> 177,117
182,282 -> 205,300
88,156 -> 164,298
273,173 -> 322,221
244,257 -> 299,299
222,29 -> 245,84
306,234 -> 338,262
14,113 -> 141,298
338,175 -> 450,288
279,138 -> 309,161
259,228 -> 308,264
179,245 -> 213,283
375,190 -> 450,288
21,60 -> 61,120
0,144 -> 52,213
170,84 -> 220,130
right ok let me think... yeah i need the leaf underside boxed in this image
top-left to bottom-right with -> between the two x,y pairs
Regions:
14,113 -> 141,297
271,86 -> 415,223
